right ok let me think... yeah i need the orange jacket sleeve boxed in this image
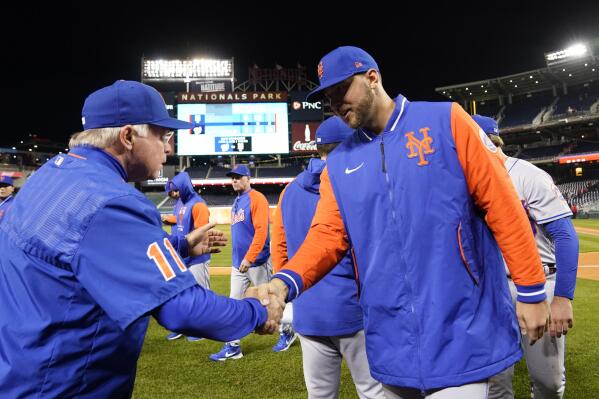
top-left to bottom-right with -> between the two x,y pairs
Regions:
451,103 -> 545,287
280,167 -> 350,290
191,202 -> 210,229
271,188 -> 288,272
244,190 -> 270,263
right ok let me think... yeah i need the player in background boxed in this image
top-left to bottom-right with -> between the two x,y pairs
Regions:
161,187 -> 181,227
163,171 -> 211,342
247,46 -> 550,398
210,164 -> 286,360
0,175 -> 15,222
272,116 -> 385,399
473,115 -> 578,399
0,80 -> 281,398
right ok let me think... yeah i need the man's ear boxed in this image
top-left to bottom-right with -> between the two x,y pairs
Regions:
118,125 -> 135,151
366,69 -> 379,88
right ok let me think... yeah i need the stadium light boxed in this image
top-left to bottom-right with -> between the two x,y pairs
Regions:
545,43 -> 589,65
142,58 -> 233,80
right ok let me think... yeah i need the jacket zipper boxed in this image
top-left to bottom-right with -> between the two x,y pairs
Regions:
380,134 -> 425,392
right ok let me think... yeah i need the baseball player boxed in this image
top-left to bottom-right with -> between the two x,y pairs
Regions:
473,115 -> 578,399
247,46 -> 550,398
0,175 -> 15,222
0,80 -> 280,398
272,116 -> 385,399
209,164 -> 281,360
163,171 -> 212,342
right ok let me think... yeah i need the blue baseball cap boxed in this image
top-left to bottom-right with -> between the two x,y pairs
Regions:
226,164 -> 251,178
81,80 -> 194,130
316,116 -> 354,144
0,175 -> 14,186
307,46 -> 379,99
472,114 -> 499,136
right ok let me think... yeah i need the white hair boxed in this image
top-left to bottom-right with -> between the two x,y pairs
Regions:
69,124 -> 150,149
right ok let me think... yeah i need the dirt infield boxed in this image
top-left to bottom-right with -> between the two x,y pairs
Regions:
578,252 -> 599,281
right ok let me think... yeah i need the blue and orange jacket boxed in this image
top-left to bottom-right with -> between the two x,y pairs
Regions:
0,195 -> 14,222
272,158 -> 363,336
231,188 -> 270,268
274,96 -> 546,390
169,172 -> 210,265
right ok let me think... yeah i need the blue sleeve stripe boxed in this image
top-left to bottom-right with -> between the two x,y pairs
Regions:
536,211 -> 573,224
274,271 -> 303,301
515,283 -> 546,303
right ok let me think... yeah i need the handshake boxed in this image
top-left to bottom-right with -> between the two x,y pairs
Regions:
244,279 -> 290,334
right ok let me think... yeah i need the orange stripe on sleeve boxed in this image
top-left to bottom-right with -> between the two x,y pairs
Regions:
281,167 -> 350,290
271,187 -> 289,273
192,202 -> 210,229
450,103 -> 544,287
244,190 -> 270,263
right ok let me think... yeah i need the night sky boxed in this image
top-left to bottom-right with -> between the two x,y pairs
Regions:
5,1 -> 599,146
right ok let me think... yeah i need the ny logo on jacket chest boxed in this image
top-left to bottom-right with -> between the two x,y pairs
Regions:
405,127 -> 434,166
231,208 -> 245,225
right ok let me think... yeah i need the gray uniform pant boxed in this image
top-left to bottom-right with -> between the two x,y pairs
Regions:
189,260 -> 210,289
227,258 -> 272,345
298,330 -> 385,399
383,382 -> 489,399
488,274 -> 565,399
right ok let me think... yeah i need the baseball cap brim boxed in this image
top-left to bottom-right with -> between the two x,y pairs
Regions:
226,172 -> 247,178
306,71 -> 356,100
151,117 -> 195,130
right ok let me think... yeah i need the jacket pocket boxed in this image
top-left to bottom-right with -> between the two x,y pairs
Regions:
457,222 -> 480,285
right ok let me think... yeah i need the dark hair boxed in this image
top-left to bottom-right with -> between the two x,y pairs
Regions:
316,143 -> 339,157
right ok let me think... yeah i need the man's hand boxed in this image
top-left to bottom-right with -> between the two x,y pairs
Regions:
185,222 -> 227,256
239,258 -> 252,273
516,300 -> 550,345
245,279 -> 289,334
549,296 -> 573,338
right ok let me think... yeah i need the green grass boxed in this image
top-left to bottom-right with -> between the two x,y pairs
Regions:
572,219 -> 599,252
134,277 -> 599,399
572,219 -> 599,230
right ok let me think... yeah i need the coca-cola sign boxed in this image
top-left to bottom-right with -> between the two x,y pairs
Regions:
291,122 -> 321,153
293,140 -> 317,152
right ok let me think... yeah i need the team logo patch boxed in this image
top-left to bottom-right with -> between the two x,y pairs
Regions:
479,128 -> 497,153
317,62 -> 324,80
405,127 -> 435,166
231,209 -> 245,225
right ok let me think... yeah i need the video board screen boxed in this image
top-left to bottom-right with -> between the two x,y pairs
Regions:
176,102 -> 289,155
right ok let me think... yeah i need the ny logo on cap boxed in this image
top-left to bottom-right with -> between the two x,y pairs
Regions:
317,62 -> 324,80
354,62 -> 363,68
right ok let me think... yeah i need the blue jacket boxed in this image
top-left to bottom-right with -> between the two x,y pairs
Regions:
279,158 -> 363,336
0,146 -> 265,398
274,97 -> 546,390
170,172 -> 210,265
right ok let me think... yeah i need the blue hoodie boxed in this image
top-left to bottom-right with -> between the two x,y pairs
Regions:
277,158 -> 363,336
170,172 -> 210,265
